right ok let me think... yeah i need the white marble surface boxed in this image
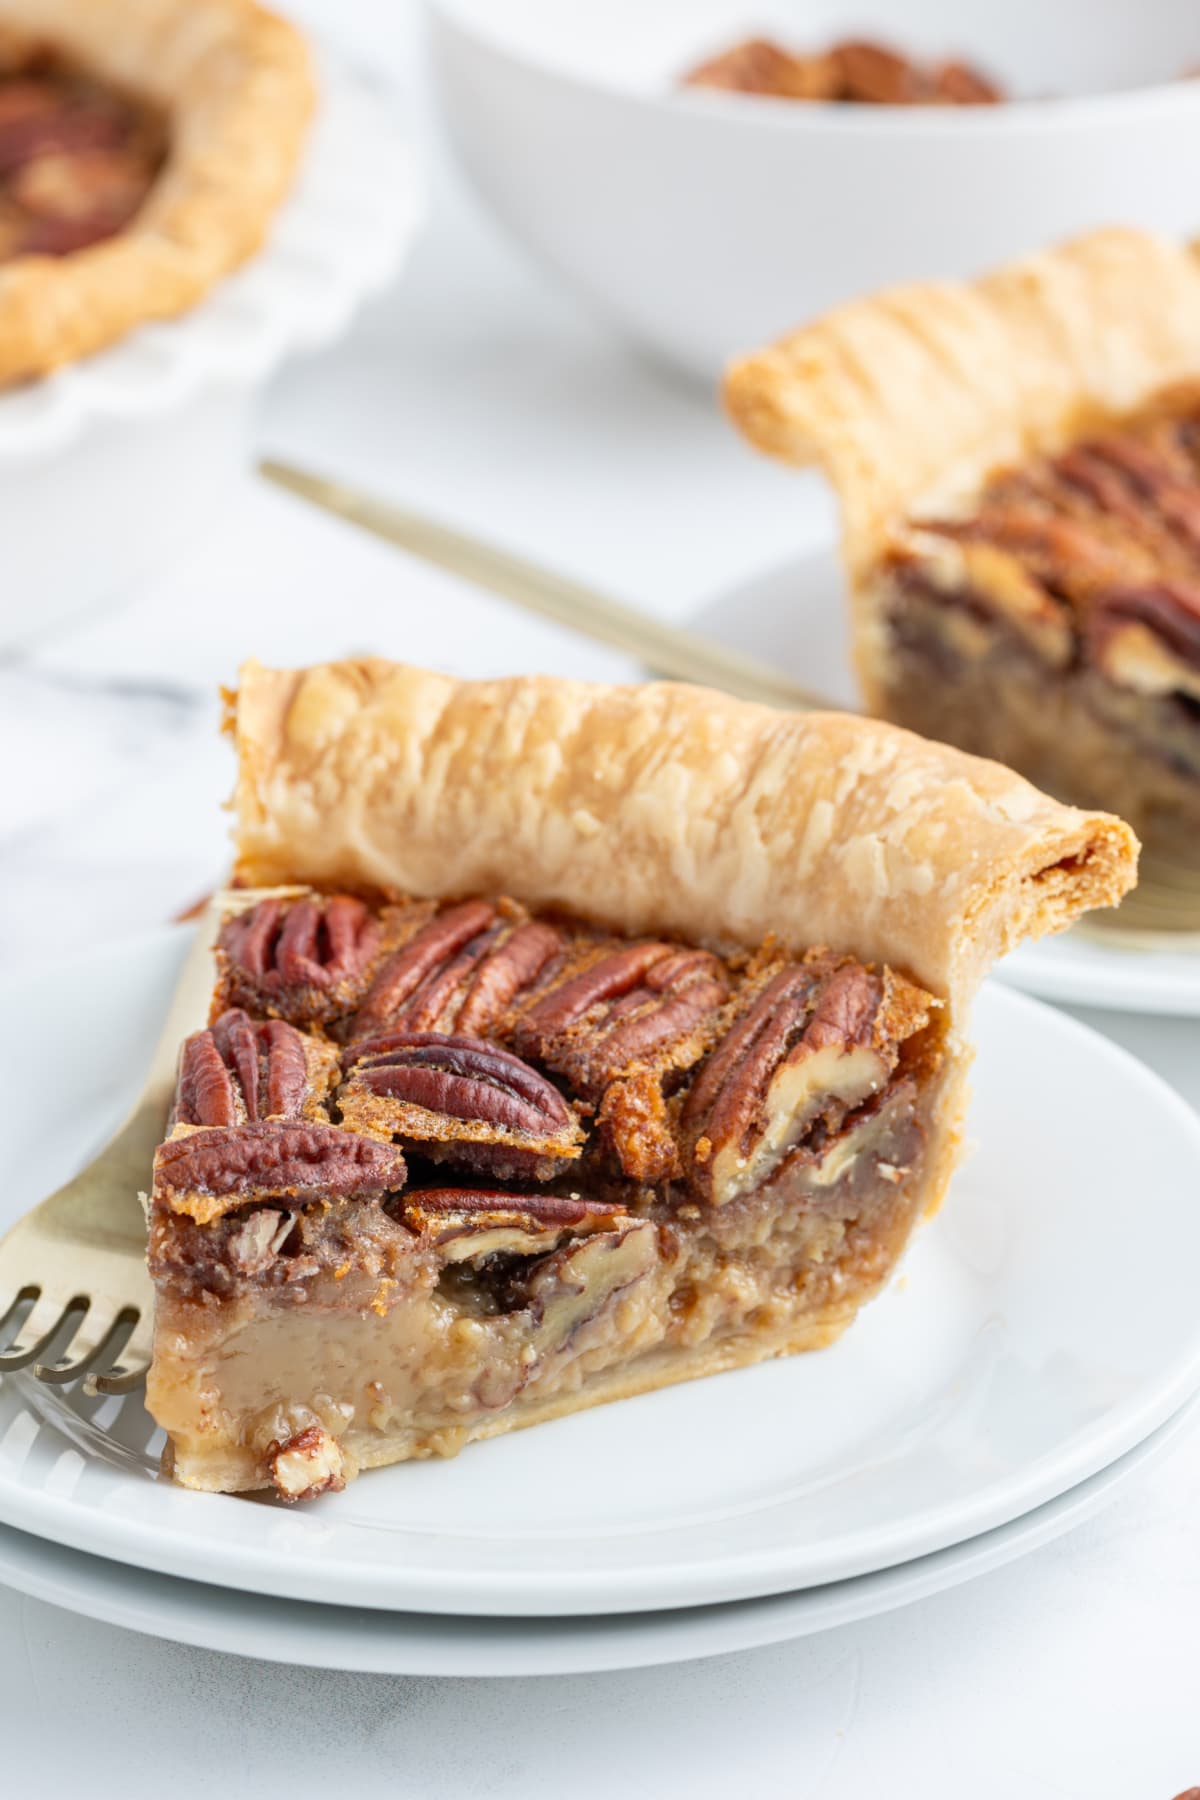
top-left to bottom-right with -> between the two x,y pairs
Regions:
2,2 -> 1199,1791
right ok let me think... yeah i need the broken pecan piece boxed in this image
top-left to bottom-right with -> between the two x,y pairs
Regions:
11,146 -> 153,254
264,1424 -> 346,1503
174,1009 -> 334,1128
154,1122 -> 407,1226
339,1032 -> 584,1182
404,1187 -> 627,1262
596,1068 -> 680,1186
348,901 -> 563,1040
0,80 -> 130,174
680,958 -> 915,1206
217,894 -> 383,1026
512,939 -> 729,1099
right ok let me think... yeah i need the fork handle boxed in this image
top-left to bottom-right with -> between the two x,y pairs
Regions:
259,459 -> 836,714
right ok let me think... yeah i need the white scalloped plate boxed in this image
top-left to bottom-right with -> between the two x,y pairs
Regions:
690,549 -> 1200,1016
2,927 -> 1200,1617
0,57 -> 422,465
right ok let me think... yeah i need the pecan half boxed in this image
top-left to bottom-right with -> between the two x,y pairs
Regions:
348,901 -> 563,1040
680,958 -> 912,1205
518,1220 -> 660,1348
11,146 -> 153,254
339,1032 -> 584,1182
1085,581 -> 1200,695
512,940 -> 729,1099
174,1009 -> 332,1127
154,1121 -> 407,1225
218,894 -> 383,1025
264,1425 -> 346,1503
931,60 -> 1002,104
682,38 -> 839,100
404,1187 -> 627,1262
0,80 -> 129,174
834,39 -> 923,103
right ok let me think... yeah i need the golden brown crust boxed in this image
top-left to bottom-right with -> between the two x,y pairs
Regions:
229,659 -> 1137,1015
0,0 -> 313,385
724,228 -> 1200,579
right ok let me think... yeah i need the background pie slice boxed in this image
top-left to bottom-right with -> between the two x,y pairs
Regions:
0,0 -> 312,385
146,660 -> 1136,1499
725,226 -> 1200,867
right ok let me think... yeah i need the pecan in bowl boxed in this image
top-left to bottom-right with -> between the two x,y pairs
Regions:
681,35 -> 1003,106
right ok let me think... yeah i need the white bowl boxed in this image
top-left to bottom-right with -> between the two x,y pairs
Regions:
429,0 -> 1200,385
0,58 -> 423,649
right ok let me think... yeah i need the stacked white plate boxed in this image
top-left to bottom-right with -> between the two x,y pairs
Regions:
1,925 -> 1199,1673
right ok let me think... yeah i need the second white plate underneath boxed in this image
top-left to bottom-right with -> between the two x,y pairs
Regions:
3,929 -> 1200,1617
690,549 -> 1200,1016
0,1396 -> 1192,1677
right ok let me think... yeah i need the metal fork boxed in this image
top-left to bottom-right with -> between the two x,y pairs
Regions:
0,907 -> 217,1395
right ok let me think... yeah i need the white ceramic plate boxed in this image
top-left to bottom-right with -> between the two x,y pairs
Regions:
690,548 -> 1200,1016
3,928 -> 1200,1617
0,1395 -> 1192,1677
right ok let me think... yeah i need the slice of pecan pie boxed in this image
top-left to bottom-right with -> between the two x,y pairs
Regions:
145,660 -> 1135,1498
725,227 -> 1200,867
0,0 -> 311,385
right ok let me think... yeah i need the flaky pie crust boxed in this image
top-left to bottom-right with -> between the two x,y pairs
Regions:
229,659 -> 1137,1019
0,0 -> 313,385
724,227 -> 1200,583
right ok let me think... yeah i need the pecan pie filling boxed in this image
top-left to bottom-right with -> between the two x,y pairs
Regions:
875,385 -> 1200,860
147,888 -> 946,1499
0,37 -> 165,260
681,37 -> 1002,105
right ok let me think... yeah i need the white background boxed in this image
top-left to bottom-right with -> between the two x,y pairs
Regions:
1,3 -> 1198,1792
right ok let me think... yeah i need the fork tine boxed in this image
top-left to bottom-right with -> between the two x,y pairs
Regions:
84,1306 -> 153,1396
0,1284 -> 39,1348
0,1293 -> 89,1373
87,1361 -> 151,1397
35,1305 -> 141,1385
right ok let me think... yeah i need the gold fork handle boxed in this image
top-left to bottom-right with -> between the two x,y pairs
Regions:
259,459 -> 836,714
